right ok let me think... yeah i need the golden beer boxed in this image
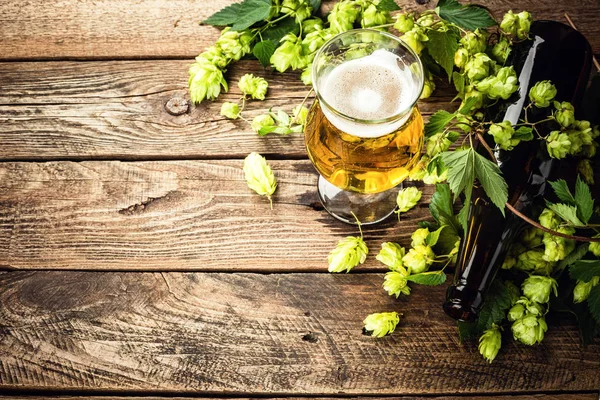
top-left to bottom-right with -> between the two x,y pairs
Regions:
305,102 -> 423,194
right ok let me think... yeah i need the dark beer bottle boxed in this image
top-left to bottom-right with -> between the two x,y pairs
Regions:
443,21 -> 594,322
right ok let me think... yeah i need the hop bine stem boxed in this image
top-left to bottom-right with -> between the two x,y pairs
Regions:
474,132 -> 600,243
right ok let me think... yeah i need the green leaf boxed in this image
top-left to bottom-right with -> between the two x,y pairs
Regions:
570,260 -> 600,283
575,175 -> 594,224
453,71 -> 465,95
457,321 -> 479,342
231,0 -> 273,31
589,285 -> 600,324
420,50 -> 443,77
436,0 -> 496,31
513,126 -> 533,141
435,226 -> 460,255
308,0 -> 321,13
547,203 -> 584,226
426,226 -> 446,247
473,151 -> 508,215
261,17 -> 300,44
549,179 -> 576,205
425,110 -> 456,138
430,183 -> 460,234
458,96 -> 477,115
476,279 -> 512,332
203,2 -> 243,26
406,271 -> 447,286
440,148 -> 475,204
253,40 -> 276,67
376,0 -> 401,11
457,201 -> 469,233
557,243 -> 590,271
426,29 -> 460,80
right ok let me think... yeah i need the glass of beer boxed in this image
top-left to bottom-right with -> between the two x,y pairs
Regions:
305,29 -> 425,225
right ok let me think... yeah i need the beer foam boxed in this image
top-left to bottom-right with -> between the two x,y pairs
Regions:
320,49 -> 417,138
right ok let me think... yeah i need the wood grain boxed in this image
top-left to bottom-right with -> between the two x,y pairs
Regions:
0,0 -> 599,60
0,160 -> 435,271
0,271 -> 598,394
0,60 -> 456,161
2,395 -> 598,400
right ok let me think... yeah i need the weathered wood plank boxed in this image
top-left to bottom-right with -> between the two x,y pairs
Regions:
2,395 -> 597,399
0,160 -> 434,271
0,60 -> 455,161
0,272 -> 598,394
0,0 -> 599,60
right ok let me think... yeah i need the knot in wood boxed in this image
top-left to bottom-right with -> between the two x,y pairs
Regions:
165,97 -> 189,116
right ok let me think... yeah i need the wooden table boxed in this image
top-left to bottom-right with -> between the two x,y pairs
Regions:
1,0 -> 599,398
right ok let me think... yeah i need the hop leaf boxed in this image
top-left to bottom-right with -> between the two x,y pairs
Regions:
327,236 -> 368,273
396,187 -> 422,213
238,74 -> 269,100
243,152 -> 277,207
363,312 -> 401,338
478,324 -> 501,363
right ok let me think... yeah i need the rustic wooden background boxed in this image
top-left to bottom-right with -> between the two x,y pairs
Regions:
0,0 -> 599,398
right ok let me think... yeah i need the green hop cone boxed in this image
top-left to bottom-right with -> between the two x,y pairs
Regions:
302,18 -> 323,34
475,66 -> 518,100
416,13 -> 436,27
573,277 -> 600,304
546,131 -> 571,159
394,13 -> 414,33
282,0 -> 312,24
292,105 -> 309,125
328,1 -> 360,34
500,10 -> 518,36
567,120 -> 595,156
507,303 -> 525,321
238,74 -> 269,100
188,58 -> 228,104
328,236 -> 368,273
302,29 -> 334,56
529,80 -> 557,108
400,28 -> 428,55
402,244 -> 435,274
426,132 -> 453,157
491,37 -> 511,63
521,227 -> 543,248
479,324 -> 502,363
243,152 -> 277,206
410,228 -> 429,248
396,186 -> 422,213
553,101 -> 575,128
454,48 -> 469,69
516,11 -> 532,40
361,3 -> 391,28
517,296 -> 546,316
301,65 -> 313,85
542,227 -> 574,262
422,166 -> 448,185
220,102 -> 240,119
251,114 -> 276,133
376,242 -> 406,271
463,86 -> 485,110
488,120 -> 517,151
465,53 -> 493,82
383,271 -> 411,298
502,256 -> 516,270
590,237 -> 600,257
271,34 -> 308,73
363,311 -> 400,338
522,275 -> 558,304
539,208 -> 561,230
577,159 -> 595,185
199,46 -> 228,69
511,314 -> 548,345
460,29 -> 488,54
420,77 -> 435,99
216,28 -> 252,62
515,249 -> 554,275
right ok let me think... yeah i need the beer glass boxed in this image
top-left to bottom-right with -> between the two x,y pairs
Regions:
305,29 -> 425,225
